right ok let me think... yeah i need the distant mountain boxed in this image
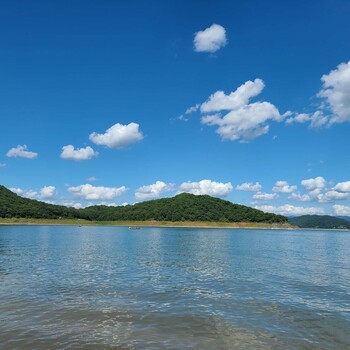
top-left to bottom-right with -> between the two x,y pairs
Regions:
336,216 -> 350,222
289,215 -> 350,229
0,185 -> 287,223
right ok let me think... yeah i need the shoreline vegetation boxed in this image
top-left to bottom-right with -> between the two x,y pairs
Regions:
0,218 -> 295,229
2,185 -> 349,230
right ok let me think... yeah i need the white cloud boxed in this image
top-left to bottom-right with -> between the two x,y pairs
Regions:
285,113 -> 311,124
87,177 -> 97,182
252,192 -> 278,200
89,201 -> 119,207
10,186 -> 56,200
318,61 -> 350,124
60,145 -> 98,161
272,181 -> 297,193
60,200 -> 84,209
285,111 -> 328,128
200,79 -> 283,142
301,176 -> 326,191
255,204 -> 325,216
185,104 -> 200,114
318,190 -> 350,202
288,189 -> 321,202
0,163 -> 6,167
194,24 -> 227,53
135,181 -> 174,200
334,181 -> 350,192
6,145 -> 38,159
333,204 -> 350,216
175,104 -> 200,122
10,188 -> 24,195
68,184 -> 127,200
200,79 -> 265,113
39,186 -> 57,199
285,61 -> 350,128
236,182 -> 262,192
23,190 -> 38,199
179,179 -> 233,197
89,122 -> 143,149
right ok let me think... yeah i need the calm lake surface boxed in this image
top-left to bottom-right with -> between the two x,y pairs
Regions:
0,226 -> 349,349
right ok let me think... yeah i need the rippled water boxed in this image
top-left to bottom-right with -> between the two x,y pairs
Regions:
0,226 -> 349,349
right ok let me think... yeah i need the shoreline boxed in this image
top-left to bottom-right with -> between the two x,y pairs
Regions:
0,218 -> 295,230
1,219 -> 348,231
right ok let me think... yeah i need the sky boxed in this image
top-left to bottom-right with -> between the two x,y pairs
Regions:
1,0 -> 350,216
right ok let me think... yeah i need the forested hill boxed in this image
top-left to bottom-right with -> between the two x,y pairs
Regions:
0,185 -> 287,223
0,185 -> 80,219
81,193 -> 288,223
289,215 -> 350,229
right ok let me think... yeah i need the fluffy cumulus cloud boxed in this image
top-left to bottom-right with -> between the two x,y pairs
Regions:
39,186 -> 57,198
68,184 -> 127,200
60,145 -> 98,161
288,189 -> 321,202
89,122 -> 143,149
200,79 -> 284,142
135,181 -> 174,200
318,61 -> 350,124
333,204 -> 350,216
286,61 -> 350,128
289,177 -> 350,203
252,192 -> 278,200
334,181 -> 350,192
179,179 -> 233,197
236,182 -> 262,192
318,190 -> 350,202
286,61 -> 350,127
10,186 -> 56,200
200,79 -> 265,113
255,204 -> 325,216
6,145 -> 38,159
272,181 -> 297,193
194,24 -> 227,53
301,176 -> 326,191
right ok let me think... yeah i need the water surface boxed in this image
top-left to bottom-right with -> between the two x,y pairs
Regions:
0,226 -> 349,349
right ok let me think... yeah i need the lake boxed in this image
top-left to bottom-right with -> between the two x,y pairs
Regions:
0,225 -> 349,349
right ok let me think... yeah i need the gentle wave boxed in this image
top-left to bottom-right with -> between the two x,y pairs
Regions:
0,226 -> 349,349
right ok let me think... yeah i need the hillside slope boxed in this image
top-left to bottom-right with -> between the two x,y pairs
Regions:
1,185 -> 287,223
0,185 -> 80,219
81,193 -> 287,223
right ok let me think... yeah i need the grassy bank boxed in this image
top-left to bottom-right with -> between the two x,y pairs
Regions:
0,218 -> 294,229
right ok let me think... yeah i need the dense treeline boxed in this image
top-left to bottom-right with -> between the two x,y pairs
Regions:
0,185 -> 287,223
0,185 -> 80,219
289,215 -> 350,229
81,193 -> 288,223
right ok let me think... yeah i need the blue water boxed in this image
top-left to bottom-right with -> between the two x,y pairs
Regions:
0,226 -> 349,349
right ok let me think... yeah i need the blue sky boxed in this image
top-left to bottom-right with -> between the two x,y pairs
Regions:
1,0 -> 350,216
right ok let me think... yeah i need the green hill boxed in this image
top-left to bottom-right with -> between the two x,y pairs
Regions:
289,215 -> 350,229
0,185 -> 287,224
0,185 -> 80,219
81,193 -> 287,223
